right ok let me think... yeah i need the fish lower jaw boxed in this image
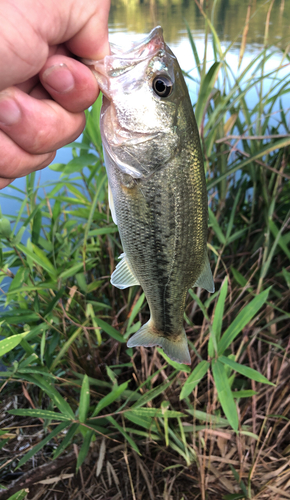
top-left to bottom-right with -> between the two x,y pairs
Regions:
127,320 -> 191,365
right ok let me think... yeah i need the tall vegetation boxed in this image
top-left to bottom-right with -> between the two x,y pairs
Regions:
0,3 -> 289,499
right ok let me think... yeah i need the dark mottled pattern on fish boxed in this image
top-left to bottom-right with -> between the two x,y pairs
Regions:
91,26 -> 214,363
108,94 -> 207,340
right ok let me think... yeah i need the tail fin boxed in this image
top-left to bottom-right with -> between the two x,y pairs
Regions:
127,321 -> 191,365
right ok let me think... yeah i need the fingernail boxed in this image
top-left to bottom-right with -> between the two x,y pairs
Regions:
42,63 -> 75,93
0,95 -> 21,126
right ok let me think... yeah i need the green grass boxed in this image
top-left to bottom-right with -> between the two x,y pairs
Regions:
0,3 -> 290,499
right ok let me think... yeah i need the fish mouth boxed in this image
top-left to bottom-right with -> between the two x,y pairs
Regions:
101,93 -> 110,110
82,26 -> 168,99
110,26 -> 165,58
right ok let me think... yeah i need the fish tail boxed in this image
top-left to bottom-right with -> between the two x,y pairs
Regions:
127,320 -> 191,365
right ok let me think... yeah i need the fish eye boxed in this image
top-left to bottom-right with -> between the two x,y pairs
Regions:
152,76 -> 173,98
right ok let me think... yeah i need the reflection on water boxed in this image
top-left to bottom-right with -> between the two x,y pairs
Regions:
108,0 -> 290,105
109,0 -> 290,50
1,0 -> 289,205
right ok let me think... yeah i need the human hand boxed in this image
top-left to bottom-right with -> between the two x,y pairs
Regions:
0,0 -> 110,189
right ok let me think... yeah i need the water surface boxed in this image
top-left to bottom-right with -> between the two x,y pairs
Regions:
1,0 -> 289,208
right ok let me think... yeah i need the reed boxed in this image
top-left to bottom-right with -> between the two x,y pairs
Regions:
0,3 -> 289,499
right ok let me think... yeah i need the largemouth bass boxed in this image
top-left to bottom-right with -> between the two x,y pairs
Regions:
87,27 -> 214,365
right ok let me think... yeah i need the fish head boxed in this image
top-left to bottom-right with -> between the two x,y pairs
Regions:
87,27 -> 187,178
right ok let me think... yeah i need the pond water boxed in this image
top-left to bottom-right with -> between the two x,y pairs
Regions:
1,0 -> 290,212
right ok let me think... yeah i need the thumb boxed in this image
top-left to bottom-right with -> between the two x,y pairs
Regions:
0,0 -> 110,92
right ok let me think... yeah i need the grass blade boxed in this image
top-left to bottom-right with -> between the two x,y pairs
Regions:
53,424 -> 80,459
16,422 -> 68,469
92,382 -> 128,417
208,277 -> 228,357
219,355 -> 275,386
8,409 -> 72,421
76,430 -> 94,472
218,288 -> 271,355
31,375 -> 75,420
79,374 -> 90,423
94,317 -> 126,343
180,361 -> 210,400
6,490 -> 28,500
0,333 -> 29,357
106,415 -> 140,455
212,359 -> 238,431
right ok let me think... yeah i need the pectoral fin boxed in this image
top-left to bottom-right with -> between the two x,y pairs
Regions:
193,253 -> 215,293
111,253 -> 140,289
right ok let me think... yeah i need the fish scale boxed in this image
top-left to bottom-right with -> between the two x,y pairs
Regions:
88,26 -> 214,364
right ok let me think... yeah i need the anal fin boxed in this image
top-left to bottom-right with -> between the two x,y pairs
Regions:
111,253 -> 140,289
193,252 -> 215,293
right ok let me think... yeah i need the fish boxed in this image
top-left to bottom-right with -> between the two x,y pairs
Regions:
86,26 -> 214,365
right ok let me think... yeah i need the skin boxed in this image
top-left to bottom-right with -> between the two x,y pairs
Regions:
0,0 -> 110,189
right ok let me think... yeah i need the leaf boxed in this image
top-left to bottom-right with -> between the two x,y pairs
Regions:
16,242 -> 57,278
88,227 -> 118,237
180,361 -> 210,400
16,422 -> 68,469
188,290 -> 209,320
219,355 -> 275,386
125,413 -> 158,432
0,217 -> 11,237
49,162 -> 65,171
208,207 -> 226,245
195,61 -> 221,127
0,332 -> 29,357
232,390 -> 257,398
208,136 -> 290,190
0,311 -> 39,323
208,277 -> 228,357
58,262 -> 84,279
127,408 -> 186,418
53,424 -> 80,459
7,267 -> 29,294
64,154 -> 98,174
94,317 -> 126,343
212,359 -> 239,431
30,375 -> 75,420
0,438 -> 11,450
185,20 -> 201,75
282,268 -> 290,288
79,375 -> 90,423
269,219 -> 290,260
231,267 -> 247,287
106,415 -> 140,454
156,348 -> 191,373
76,430 -> 94,471
127,293 -> 145,330
229,464 -> 248,498
6,490 -> 28,500
31,209 -> 42,244
186,409 -> 229,427
131,380 -> 172,409
218,287 -> 270,354
92,382 -> 128,417
8,409 -> 72,421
